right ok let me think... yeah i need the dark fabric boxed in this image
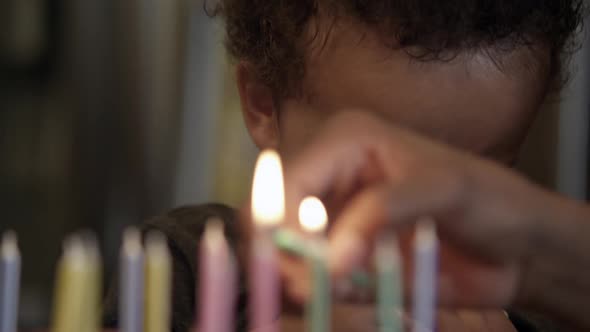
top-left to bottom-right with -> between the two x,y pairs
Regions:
102,203 -> 248,332
103,203 -> 554,332
507,310 -> 563,332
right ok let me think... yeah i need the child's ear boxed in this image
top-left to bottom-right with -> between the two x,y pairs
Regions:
236,62 -> 280,150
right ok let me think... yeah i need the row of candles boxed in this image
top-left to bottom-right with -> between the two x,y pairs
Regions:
0,149 -> 438,332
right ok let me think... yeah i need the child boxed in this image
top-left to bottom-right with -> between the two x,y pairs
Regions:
104,0 -> 584,331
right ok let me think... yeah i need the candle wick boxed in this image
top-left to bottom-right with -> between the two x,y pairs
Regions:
145,231 -> 169,257
63,235 -> 88,267
123,228 -> 143,257
1,230 -> 19,259
377,234 -> 400,264
416,219 -> 437,248
204,218 -> 226,249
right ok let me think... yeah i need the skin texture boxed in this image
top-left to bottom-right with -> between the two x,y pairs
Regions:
236,17 -> 552,332
278,110 -> 590,330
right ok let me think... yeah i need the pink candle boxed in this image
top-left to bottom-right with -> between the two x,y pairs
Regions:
197,219 -> 237,332
250,236 -> 279,332
249,149 -> 285,332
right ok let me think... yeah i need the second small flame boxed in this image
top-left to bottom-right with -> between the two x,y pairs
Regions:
298,196 -> 328,235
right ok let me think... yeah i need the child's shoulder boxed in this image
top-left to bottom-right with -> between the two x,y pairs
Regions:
143,202 -> 239,244
103,203 -> 248,332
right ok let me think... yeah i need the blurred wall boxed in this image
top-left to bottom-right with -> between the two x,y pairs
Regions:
0,0 -> 255,327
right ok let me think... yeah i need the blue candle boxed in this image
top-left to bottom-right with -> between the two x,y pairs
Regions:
119,228 -> 144,332
412,219 -> 438,332
0,231 -> 20,332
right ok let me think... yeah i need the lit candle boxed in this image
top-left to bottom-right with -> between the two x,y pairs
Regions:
272,228 -> 308,257
119,228 -> 144,332
144,231 -> 172,332
50,236 -> 90,332
299,196 -> 330,332
197,219 -> 237,332
0,231 -> 21,332
250,149 -> 284,332
273,228 -> 373,291
412,219 -> 438,332
376,233 -> 403,332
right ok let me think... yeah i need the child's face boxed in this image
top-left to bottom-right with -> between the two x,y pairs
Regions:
239,18 -> 547,332
264,20 -> 549,165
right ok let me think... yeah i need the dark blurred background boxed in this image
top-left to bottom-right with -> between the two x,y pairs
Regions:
0,0 -> 588,328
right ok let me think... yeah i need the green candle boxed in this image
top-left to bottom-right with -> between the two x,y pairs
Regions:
307,242 -> 330,332
273,228 -> 308,257
376,234 -> 403,332
298,197 -> 331,332
274,227 -> 374,294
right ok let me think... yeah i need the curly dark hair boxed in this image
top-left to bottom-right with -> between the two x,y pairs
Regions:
207,0 -> 586,98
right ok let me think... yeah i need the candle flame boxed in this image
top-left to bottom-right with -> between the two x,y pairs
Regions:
251,149 -> 285,227
298,196 -> 328,234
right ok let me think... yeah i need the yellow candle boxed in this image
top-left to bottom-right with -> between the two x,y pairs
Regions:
50,236 -> 90,332
144,231 -> 172,332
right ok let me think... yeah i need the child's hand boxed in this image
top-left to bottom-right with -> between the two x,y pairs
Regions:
277,110 -> 590,328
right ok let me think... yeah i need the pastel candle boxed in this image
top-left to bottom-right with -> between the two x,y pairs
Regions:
119,228 -> 144,332
273,229 -> 374,292
250,149 -> 284,332
197,219 -> 237,332
412,219 -> 438,332
376,233 -> 403,332
299,196 -> 330,332
144,231 -> 172,332
0,231 -> 21,332
273,228 -> 308,257
50,236 -> 90,332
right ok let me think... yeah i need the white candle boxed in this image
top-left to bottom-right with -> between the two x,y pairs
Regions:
299,196 -> 330,332
119,228 -> 144,332
0,231 -> 20,332
412,219 -> 438,332
198,219 -> 237,332
250,149 -> 284,332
